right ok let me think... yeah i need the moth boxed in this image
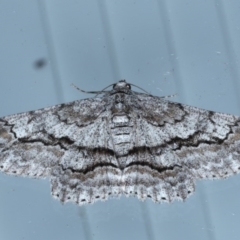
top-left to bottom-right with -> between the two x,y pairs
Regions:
0,80 -> 240,205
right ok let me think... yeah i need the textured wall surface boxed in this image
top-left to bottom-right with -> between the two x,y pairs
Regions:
0,0 -> 240,240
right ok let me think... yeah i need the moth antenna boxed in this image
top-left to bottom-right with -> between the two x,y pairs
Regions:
94,83 -> 115,97
71,83 -> 110,95
130,83 -> 177,99
130,83 -> 151,95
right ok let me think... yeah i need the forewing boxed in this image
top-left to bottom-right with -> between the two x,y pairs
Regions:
0,97 -> 108,178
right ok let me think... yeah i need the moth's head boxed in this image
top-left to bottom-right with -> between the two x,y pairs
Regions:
113,80 -> 131,90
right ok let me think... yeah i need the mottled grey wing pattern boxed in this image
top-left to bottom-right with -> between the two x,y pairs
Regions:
135,93 -> 240,177
0,97 -> 108,176
1,80 -> 240,205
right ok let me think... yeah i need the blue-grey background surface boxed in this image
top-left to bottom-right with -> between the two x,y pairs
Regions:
0,0 -> 240,240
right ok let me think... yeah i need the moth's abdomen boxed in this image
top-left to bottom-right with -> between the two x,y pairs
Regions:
110,115 -> 134,157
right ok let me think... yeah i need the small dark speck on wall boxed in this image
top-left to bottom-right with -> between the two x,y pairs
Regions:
34,58 -> 47,69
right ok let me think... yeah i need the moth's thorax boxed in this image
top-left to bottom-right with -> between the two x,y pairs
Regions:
111,93 -> 130,114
